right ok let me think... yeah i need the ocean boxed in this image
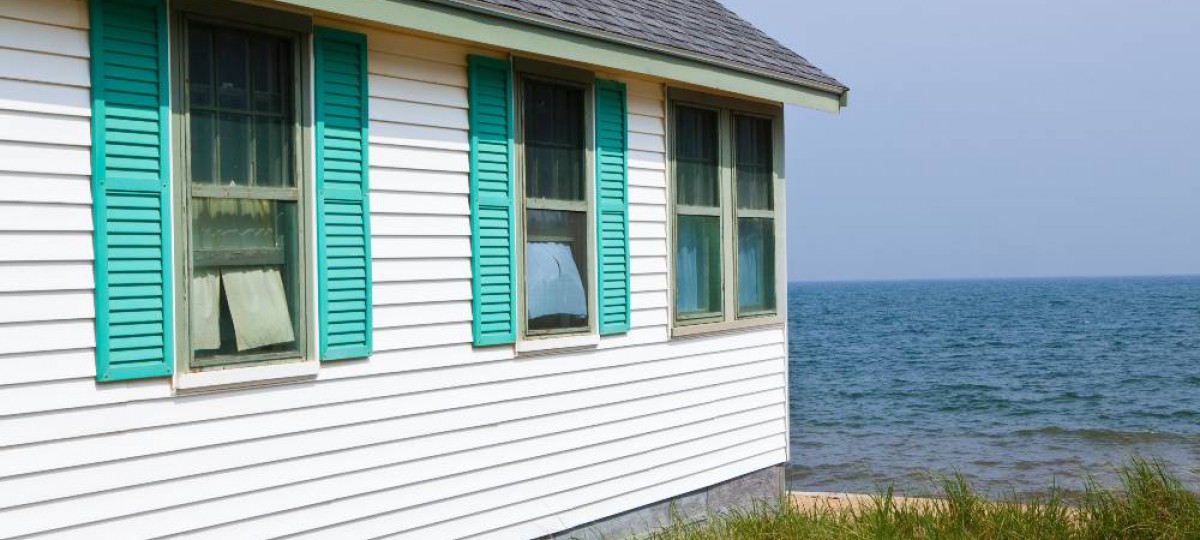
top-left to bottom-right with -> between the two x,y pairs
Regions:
786,275 -> 1200,495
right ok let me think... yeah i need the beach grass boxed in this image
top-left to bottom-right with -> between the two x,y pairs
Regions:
647,457 -> 1200,539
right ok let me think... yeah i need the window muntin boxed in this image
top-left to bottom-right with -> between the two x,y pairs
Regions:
183,20 -> 304,368
521,77 -> 590,335
734,114 -> 776,316
673,105 -> 723,320
671,95 -> 780,331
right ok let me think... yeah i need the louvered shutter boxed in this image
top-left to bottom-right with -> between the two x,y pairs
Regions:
89,0 -> 173,381
467,56 -> 517,346
314,27 -> 372,361
594,80 -> 630,335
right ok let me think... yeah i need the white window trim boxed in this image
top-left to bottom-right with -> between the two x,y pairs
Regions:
175,358 -> 319,392
515,333 -> 601,355
666,88 -> 786,337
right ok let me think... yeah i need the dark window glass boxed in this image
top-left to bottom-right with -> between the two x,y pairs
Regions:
735,115 -> 773,211
524,80 -> 585,201
187,25 -> 213,107
190,110 -> 215,184
674,106 -> 719,207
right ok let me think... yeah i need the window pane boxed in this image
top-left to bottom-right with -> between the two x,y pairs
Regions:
252,36 -> 287,114
523,80 -> 584,201
526,209 -> 588,332
218,113 -> 251,185
737,217 -> 775,314
189,111 -> 215,184
187,25 -> 213,107
675,215 -> 722,318
215,29 -> 249,110
735,115 -> 773,211
254,116 -> 289,187
191,198 -> 300,363
674,106 -> 719,207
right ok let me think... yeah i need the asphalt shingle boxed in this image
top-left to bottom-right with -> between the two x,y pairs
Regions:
471,0 -> 846,91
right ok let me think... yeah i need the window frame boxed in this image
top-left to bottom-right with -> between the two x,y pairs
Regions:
513,58 -> 598,343
169,3 -> 316,379
667,88 -> 785,337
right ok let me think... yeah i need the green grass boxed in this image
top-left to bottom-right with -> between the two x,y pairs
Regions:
648,457 -> 1200,539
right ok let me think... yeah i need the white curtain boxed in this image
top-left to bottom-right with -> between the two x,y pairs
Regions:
190,269 -> 222,350
526,241 -> 587,320
222,266 -> 295,351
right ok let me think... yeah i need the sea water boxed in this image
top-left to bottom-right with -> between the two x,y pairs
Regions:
787,276 -> 1200,494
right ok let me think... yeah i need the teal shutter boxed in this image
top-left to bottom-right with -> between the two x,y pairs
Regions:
314,27 -> 372,361
89,0 -> 173,381
594,79 -> 630,335
467,56 -> 517,346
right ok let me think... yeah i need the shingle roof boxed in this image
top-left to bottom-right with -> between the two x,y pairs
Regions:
465,0 -> 847,92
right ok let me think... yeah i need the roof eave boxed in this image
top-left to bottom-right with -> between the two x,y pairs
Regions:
269,0 -> 846,112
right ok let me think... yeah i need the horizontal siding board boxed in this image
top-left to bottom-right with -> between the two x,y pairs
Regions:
0,0 -> 89,29
0,78 -> 90,117
0,173 -> 91,204
0,16 -> 90,57
371,143 -> 469,172
0,232 -> 92,261
0,202 -> 92,231
0,262 -> 94,292
370,191 -> 467,216
0,348 -> 95,387
0,290 -> 93,323
369,120 -> 468,151
374,279 -> 472,304
372,258 -> 471,282
370,97 -> 468,130
628,113 -> 664,135
0,319 -> 94,355
370,213 -> 469,236
0,47 -> 90,87
368,75 -> 467,108
368,50 -> 466,87
0,141 -> 90,175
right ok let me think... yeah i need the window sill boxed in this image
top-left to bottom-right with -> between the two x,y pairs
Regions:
516,333 -> 600,355
671,314 -> 784,338
174,359 -> 319,393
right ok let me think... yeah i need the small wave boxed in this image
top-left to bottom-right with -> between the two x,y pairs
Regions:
1012,427 -> 1194,444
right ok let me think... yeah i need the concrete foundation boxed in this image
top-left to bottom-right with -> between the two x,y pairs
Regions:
543,464 -> 786,539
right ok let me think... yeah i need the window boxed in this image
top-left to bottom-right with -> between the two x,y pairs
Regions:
670,91 -> 782,333
517,68 -> 593,338
179,17 -> 306,369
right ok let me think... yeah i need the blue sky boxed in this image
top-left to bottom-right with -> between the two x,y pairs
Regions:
723,0 -> 1200,281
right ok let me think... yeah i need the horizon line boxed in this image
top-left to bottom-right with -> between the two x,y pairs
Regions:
789,272 -> 1200,285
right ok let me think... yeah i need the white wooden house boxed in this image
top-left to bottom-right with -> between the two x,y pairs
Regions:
0,0 -> 847,537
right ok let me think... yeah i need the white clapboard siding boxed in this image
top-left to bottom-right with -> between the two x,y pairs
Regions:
0,13 -> 790,540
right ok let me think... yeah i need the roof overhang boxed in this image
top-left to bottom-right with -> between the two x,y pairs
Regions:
269,0 -> 847,113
